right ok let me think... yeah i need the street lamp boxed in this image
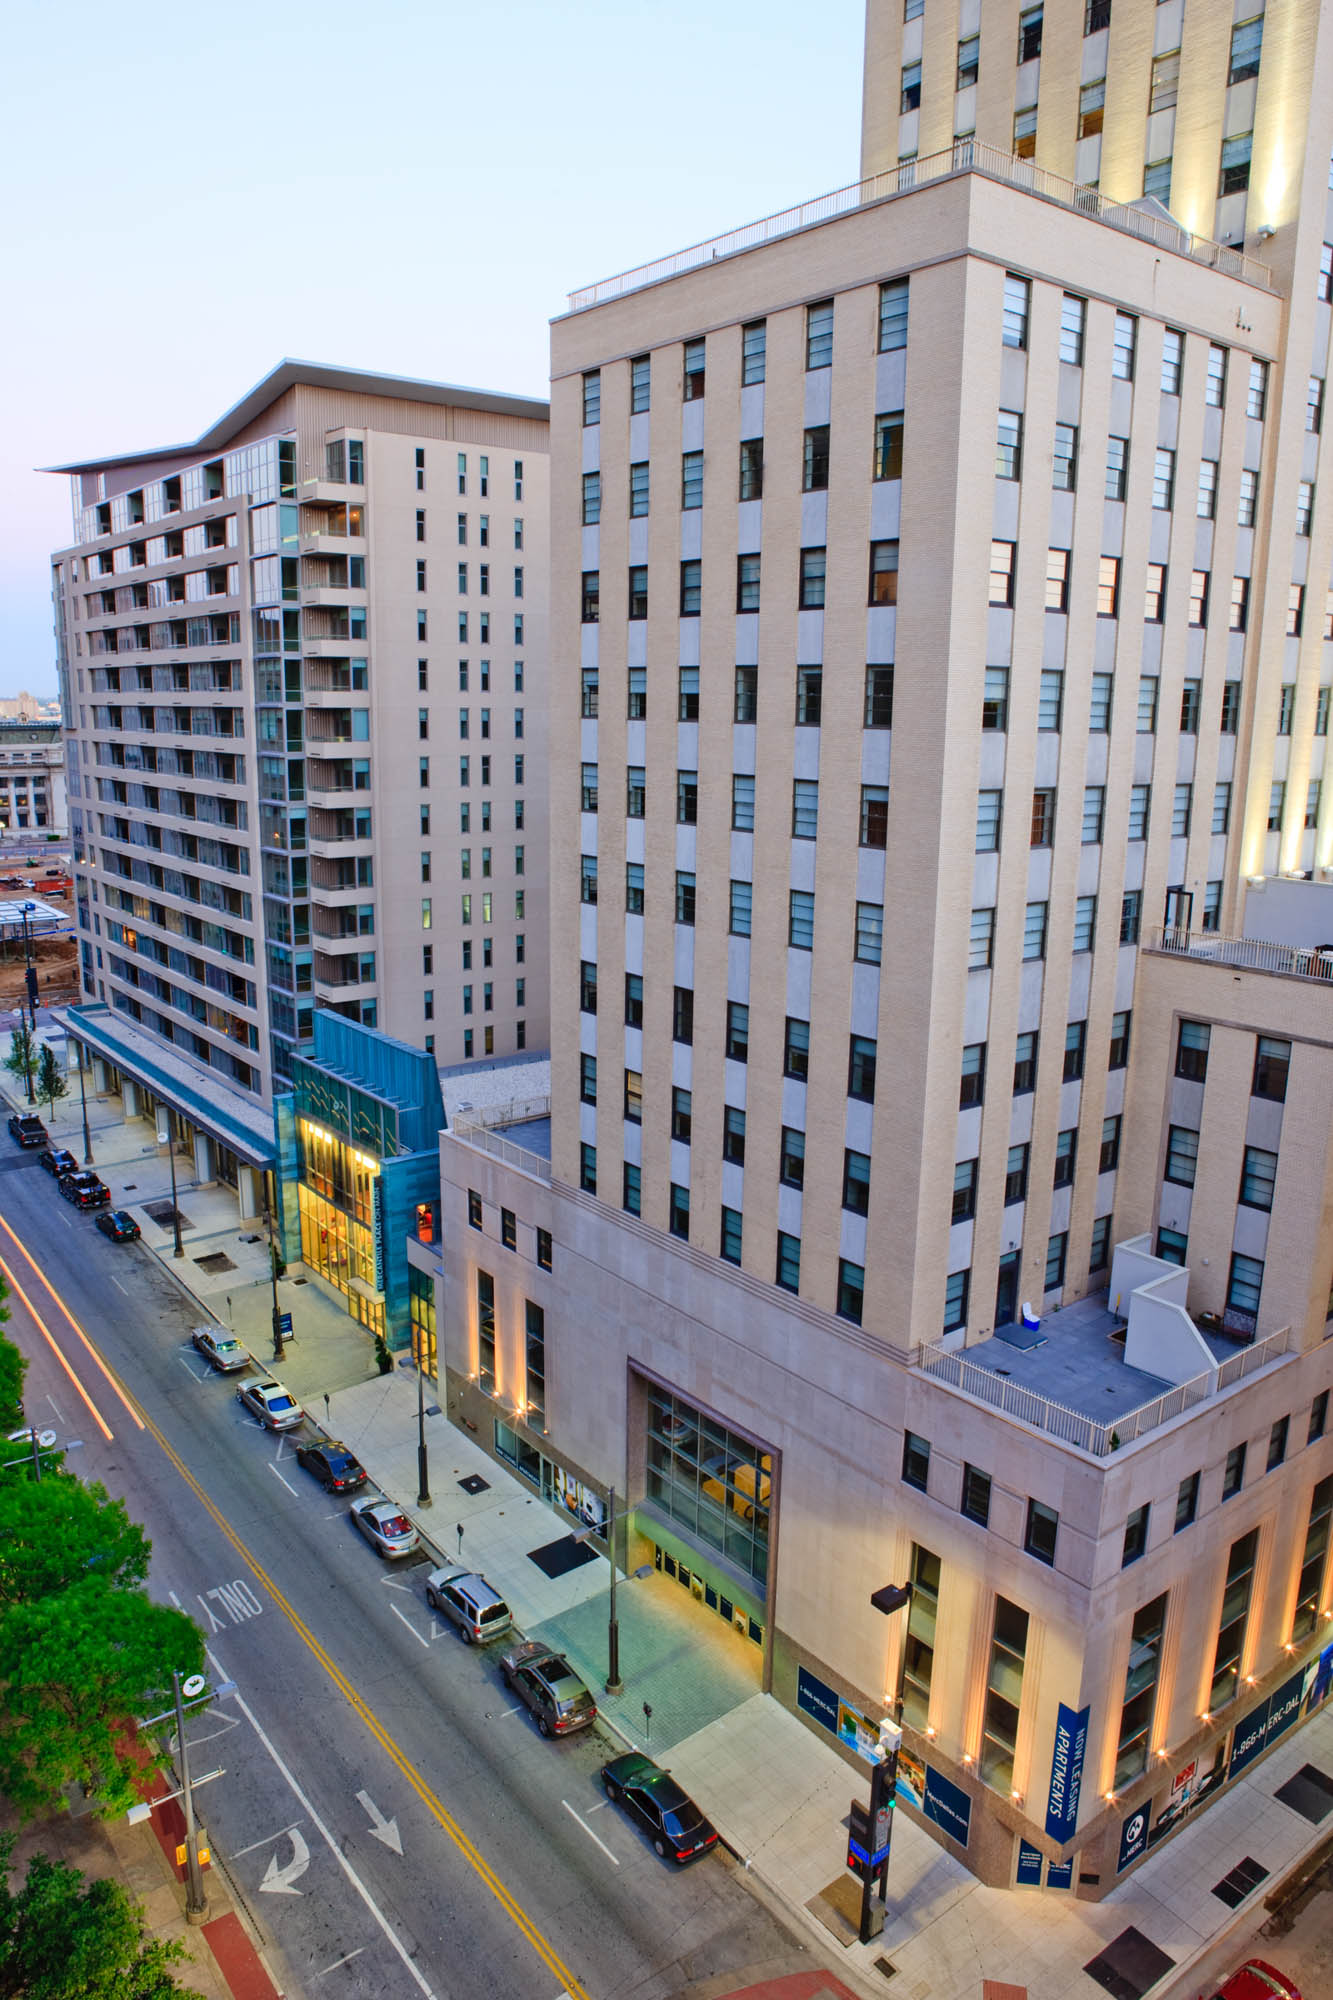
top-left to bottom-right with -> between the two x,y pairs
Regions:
74,1037 -> 93,1165
135,1673 -> 235,1926
158,1116 -> 184,1258
850,1581 -> 913,1945
606,1485 -> 623,1695
18,903 -> 35,1103
263,1178 -> 285,1362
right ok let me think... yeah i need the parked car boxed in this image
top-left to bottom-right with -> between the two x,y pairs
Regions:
424,1563 -> 512,1643
192,1325 -> 249,1372
7,1113 -> 46,1148
1207,1964 -> 1303,2000
59,1170 -> 111,1209
295,1439 -> 367,1492
349,1495 -> 420,1559
600,1752 -> 719,1863
95,1208 -> 141,1242
500,1641 -> 597,1736
235,1378 -> 303,1430
38,1147 -> 77,1178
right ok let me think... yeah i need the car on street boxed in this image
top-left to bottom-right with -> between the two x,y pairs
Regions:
95,1208 -> 141,1242
235,1378 -> 303,1430
192,1325 -> 249,1372
7,1113 -> 46,1148
424,1563 -> 512,1643
349,1495 -> 420,1559
1206,1963 -> 1303,2000
600,1752 -> 720,1863
59,1169 -> 111,1209
295,1439 -> 367,1492
38,1146 -> 77,1178
500,1641 -> 598,1736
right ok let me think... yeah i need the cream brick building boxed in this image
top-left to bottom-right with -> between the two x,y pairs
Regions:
49,361 -> 550,1159
434,3 -> 1333,1894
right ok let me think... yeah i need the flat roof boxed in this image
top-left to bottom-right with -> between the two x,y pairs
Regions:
43,359 -> 549,477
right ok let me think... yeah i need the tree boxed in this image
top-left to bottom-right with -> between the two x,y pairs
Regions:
0,1472 -> 150,1608
35,1045 -> 66,1122
0,1323 -> 24,1438
0,1838 -> 205,1999
3,1026 -> 35,1098
0,1584 -> 205,1819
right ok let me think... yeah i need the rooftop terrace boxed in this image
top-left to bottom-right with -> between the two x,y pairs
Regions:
567,139 -> 1271,312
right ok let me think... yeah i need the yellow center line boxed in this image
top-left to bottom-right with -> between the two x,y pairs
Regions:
0,1212 -> 144,1429
8,1243 -> 592,2000
0,1250 -> 115,1441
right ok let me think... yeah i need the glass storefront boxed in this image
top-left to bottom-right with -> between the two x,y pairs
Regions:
644,1388 -> 770,1587
409,1266 -> 436,1373
652,1543 -> 764,1647
296,1118 -> 384,1337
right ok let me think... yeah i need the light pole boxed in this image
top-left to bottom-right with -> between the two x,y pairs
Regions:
855,1581 -> 913,1944
416,1347 -> 432,1507
605,1486 -> 623,1694
172,1670 -> 209,1923
75,1038 -> 93,1165
159,1115 -> 184,1257
264,1178 -> 285,1362
18,904 -> 35,1104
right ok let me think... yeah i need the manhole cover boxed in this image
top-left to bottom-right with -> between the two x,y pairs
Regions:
458,1473 -> 490,1495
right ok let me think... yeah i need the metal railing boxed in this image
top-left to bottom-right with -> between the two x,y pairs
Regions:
568,140 -> 1270,310
449,1115 -> 551,1182
916,1322 -> 1292,1456
1146,926 -> 1333,982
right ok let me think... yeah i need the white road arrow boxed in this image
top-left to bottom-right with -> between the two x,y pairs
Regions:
260,1826 -> 311,1894
356,1790 -> 403,1855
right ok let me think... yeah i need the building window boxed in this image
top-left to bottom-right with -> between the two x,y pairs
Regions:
848,1034 -> 877,1102
1025,1498 -> 1058,1567
982,666 -> 1009,729
960,1043 -> 986,1108
582,371 -> 601,426
624,974 -> 643,1028
1078,77 -> 1105,138
1045,548 -> 1070,613
723,1105 -> 746,1166
1023,901 -> 1048,960
1005,1144 -> 1029,1206
1099,1115 -> 1121,1174
1165,1125 -> 1199,1188
1053,1129 -> 1077,1190
789,890 -> 815,949
1227,1254 -> 1264,1318
956,32 -> 979,85
734,667 -> 757,721
579,1143 -> 596,1195
579,856 -> 598,905
1038,668 -> 1063,729
1321,243 -> 1333,304
671,1088 -> 693,1145
1210,1527 -> 1258,1709
1152,447 -> 1175,510
1013,104 -> 1037,157
1219,131 -> 1252,196
1230,576 -> 1250,632
742,319 -> 767,383
1013,1032 -> 1037,1095
669,1185 -> 689,1239
952,1158 -> 978,1222
1221,680 -> 1242,733
1059,292 -> 1086,365
1144,563 -> 1166,623
1144,158 -> 1172,202
775,1232 -> 801,1292
1205,343 -> 1228,407
961,1464 -> 991,1527
1267,1415 -> 1289,1473
785,1017 -> 809,1078
680,449 -> 704,511
1123,1506 -> 1150,1568
467,1189 -> 483,1230
855,901 -> 883,965
719,1206 -> 743,1264
1018,3 -> 1043,61
874,410 -> 904,481
1002,274 -> 1030,350
1237,468 -> 1258,529
1115,1593 -> 1167,1787
1197,460 -> 1218,519
580,571 -> 600,623
860,785 -> 889,848
628,461 -> 650,518
969,907 -> 995,970
980,1598 -> 1029,1793
902,1431 -> 930,1493
729,880 -> 752,936
1269,778 -> 1287,829
1189,570 -> 1210,626
579,1053 -> 597,1104
869,540 -> 899,605
865,665 -> 894,728
1045,1232 -> 1067,1290
943,1268 -> 969,1333
580,961 -> 597,1014
779,1126 -> 804,1188
1120,891 -> 1142,943
731,773 -> 754,831
837,1259 -> 864,1326
1277,682 -> 1296,734
799,548 -> 826,609
675,872 -> 696,925
1098,555 -> 1121,617
1253,1036 -> 1290,1101
995,410 -> 1023,480
673,986 -> 693,1043
1112,313 -> 1137,381
1172,783 -> 1192,837
1291,1475 -> 1333,1642
1229,14 -> 1263,82
878,278 -> 909,352
1082,787 -> 1105,845
628,666 -> 646,718
677,769 -> 698,823
1105,435 -> 1128,500
1030,788 -> 1056,847
682,338 -> 706,400
843,1149 -> 871,1216
738,439 -> 764,501
726,1001 -> 749,1062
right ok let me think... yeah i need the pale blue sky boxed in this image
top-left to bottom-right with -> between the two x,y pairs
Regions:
1,0 -> 865,692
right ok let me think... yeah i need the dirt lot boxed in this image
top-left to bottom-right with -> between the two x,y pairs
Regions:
0,928 -> 79,1009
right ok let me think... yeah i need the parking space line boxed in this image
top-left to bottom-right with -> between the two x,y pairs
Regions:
110,1275 -> 127,1294
268,1464 -> 298,1498
389,1602 -> 430,1651
561,1800 -> 619,1865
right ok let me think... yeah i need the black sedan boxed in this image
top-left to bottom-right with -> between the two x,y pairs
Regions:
39,1147 -> 77,1178
95,1208 -> 141,1242
295,1439 -> 367,1492
600,1753 -> 719,1863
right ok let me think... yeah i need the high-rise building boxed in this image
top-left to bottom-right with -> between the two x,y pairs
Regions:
440,2 -> 1333,1893
49,361 -> 550,1159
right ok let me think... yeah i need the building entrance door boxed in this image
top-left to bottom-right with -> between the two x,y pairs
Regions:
995,1252 -> 1020,1328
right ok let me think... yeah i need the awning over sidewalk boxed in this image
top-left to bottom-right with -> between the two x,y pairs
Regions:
57,1002 -> 276,1169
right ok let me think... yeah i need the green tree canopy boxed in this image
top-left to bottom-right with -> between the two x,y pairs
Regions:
0,1585 -> 204,1819
4,1027 -> 35,1094
0,1473 -> 151,1608
0,1838 -> 205,1999
35,1045 -> 67,1120
0,1328 -> 24,1437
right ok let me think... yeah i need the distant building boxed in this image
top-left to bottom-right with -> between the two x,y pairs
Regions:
0,723 -> 67,834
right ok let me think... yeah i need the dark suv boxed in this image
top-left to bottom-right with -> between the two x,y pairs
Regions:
7,1113 -> 46,1149
59,1170 -> 111,1210
39,1147 -> 77,1178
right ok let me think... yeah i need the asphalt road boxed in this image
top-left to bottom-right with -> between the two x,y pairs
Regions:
0,1145 -> 819,2000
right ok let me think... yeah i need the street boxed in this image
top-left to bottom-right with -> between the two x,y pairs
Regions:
0,1142 -> 819,2000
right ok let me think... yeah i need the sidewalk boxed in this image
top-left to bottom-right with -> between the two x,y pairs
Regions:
15,1050 -> 1331,2000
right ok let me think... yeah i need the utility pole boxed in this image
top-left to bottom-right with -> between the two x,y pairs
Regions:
265,1179 -> 285,1360
75,1039 -> 93,1165
416,1346 -> 432,1507
605,1486 -> 623,1694
172,1671 -> 208,1924
160,1115 -> 183,1256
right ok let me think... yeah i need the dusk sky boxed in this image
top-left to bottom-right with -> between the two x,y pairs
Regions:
1,0 -> 864,694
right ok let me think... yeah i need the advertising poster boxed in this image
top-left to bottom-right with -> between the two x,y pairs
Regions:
895,1744 -> 926,1811
837,1696 -> 882,1764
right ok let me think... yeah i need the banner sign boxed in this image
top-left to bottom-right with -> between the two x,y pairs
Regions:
796,1666 -> 838,1734
922,1765 -> 972,1849
1016,1840 -> 1043,1886
371,1175 -> 387,1295
1045,1702 -> 1090,1843
1118,1803 -> 1150,1873
1229,1664 -> 1312,1781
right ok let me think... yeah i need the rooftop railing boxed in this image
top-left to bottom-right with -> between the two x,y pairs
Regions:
564,141 -> 1264,310
449,1114 -> 551,1182
916,1321 -> 1292,1457
568,140 -> 1271,311
1146,926 -> 1333,982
